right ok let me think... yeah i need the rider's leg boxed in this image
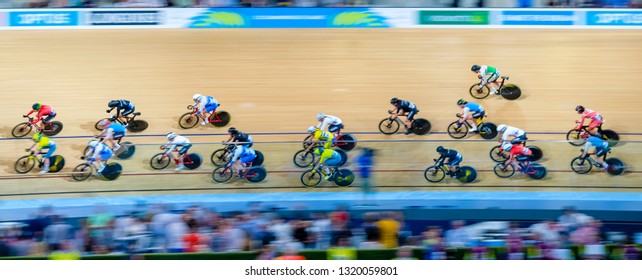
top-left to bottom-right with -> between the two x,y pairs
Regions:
175,145 -> 190,170
466,116 -> 477,132
39,146 -> 55,174
488,73 -> 500,94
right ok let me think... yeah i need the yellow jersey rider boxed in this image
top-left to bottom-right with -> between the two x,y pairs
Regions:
303,126 -> 334,154
27,133 -> 56,174
311,147 -> 342,180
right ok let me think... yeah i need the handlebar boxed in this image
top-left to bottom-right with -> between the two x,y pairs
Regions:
187,105 -> 194,110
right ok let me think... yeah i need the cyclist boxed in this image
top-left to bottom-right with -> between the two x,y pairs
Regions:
192,93 -> 219,126
303,126 -> 334,154
226,144 -> 256,178
457,99 -> 485,133
311,146 -> 342,180
96,119 -> 126,151
316,113 -> 343,135
471,64 -> 501,95
579,134 -> 610,171
106,100 -> 135,126
501,143 -> 533,171
390,97 -> 419,135
25,103 -> 56,132
164,132 -> 192,171
224,127 -> 253,147
435,146 -> 463,178
85,140 -> 114,176
27,133 -> 56,174
497,124 -> 527,146
575,105 -> 604,138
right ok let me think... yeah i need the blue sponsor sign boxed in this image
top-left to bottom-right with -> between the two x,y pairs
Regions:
9,11 -> 78,27
587,11 -> 642,26
188,8 -> 389,28
88,11 -> 162,26
500,10 -> 576,25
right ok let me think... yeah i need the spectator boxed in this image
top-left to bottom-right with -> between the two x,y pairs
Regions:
87,204 -> 114,246
392,246 -> 418,260
43,215 -> 72,252
376,212 -> 400,249
165,214 -> 188,253
529,220 -> 562,247
557,207 -> 587,234
445,220 -> 470,248
309,212 -> 331,250
256,244 -> 276,260
570,218 -> 601,246
183,220 -> 207,253
422,226 -> 445,260
354,148 -> 375,205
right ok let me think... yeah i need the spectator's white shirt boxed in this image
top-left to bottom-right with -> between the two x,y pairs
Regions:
445,228 -> 470,247
165,219 -> 188,250
529,223 -> 561,243
269,222 -> 293,243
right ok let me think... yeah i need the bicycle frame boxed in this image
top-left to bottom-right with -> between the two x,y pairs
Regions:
187,105 -> 223,123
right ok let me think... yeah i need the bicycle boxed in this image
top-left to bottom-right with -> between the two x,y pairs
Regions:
378,111 -> 431,135
300,165 -> 355,188
469,76 -> 521,100
447,113 -> 498,140
493,157 -> 547,180
424,159 -> 477,183
302,127 -> 357,152
293,148 -> 347,168
14,151 -> 65,174
570,150 -> 625,176
489,144 -> 543,163
72,158 -> 122,181
211,163 -> 267,183
149,146 -> 203,170
566,123 -> 619,147
82,137 -> 136,160
12,116 -> 63,138
178,105 -> 231,129
95,112 -> 149,133
210,144 -> 264,167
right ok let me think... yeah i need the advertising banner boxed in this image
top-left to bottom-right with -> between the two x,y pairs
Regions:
87,10 -> 162,26
9,11 -> 78,27
418,10 -> 489,25
586,11 -> 642,26
186,8 -> 390,28
499,10 -> 576,25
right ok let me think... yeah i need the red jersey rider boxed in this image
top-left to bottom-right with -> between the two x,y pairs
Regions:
26,103 -> 56,131
575,105 -> 603,137
502,143 -> 532,170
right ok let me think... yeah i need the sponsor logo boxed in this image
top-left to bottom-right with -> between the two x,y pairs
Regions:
331,11 -> 388,28
419,11 -> 489,25
189,10 -> 246,28
500,11 -> 576,25
587,11 -> 642,25
9,11 -> 79,27
89,11 -> 162,26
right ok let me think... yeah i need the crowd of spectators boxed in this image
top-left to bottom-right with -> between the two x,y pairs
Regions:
0,204 -> 639,260
4,0 -> 642,8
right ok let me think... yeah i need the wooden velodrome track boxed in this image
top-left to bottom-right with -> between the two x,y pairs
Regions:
0,29 -> 641,200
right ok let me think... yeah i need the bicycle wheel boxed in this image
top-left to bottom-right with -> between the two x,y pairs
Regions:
336,134 -> 356,151
500,84 -> 521,100
212,167 -> 233,183
293,150 -> 315,168
72,163 -> 93,181
211,111 -> 231,127
183,153 -> 202,169
601,129 -> 619,146
479,123 -> 498,140
11,122 -> 32,138
336,149 -> 348,167
469,84 -> 490,99
14,156 -> 36,174
457,166 -> 477,183
302,134 -> 314,149
150,153 -> 171,170
246,166 -> 267,183
43,121 -> 63,136
412,118 -> 431,135
127,120 -> 148,132
252,150 -> 265,166
605,158 -> 625,176
101,163 -> 123,181
528,164 -> 547,180
210,148 -> 230,167
489,145 -> 510,163
378,118 -> 400,135
95,118 -> 110,130
566,129 -> 585,146
334,169 -> 355,187
447,121 -> 468,139
301,170 -> 322,187
423,166 -> 445,183
115,142 -> 136,160
493,163 -> 515,178
570,156 -> 592,174
49,155 -> 65,172
179,112 -> 199,129
527,146 -> 543,162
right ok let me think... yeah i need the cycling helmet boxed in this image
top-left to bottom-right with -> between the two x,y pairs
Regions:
316,112 -> 325,120
108,100 -> 119,108
166,132 -> 177,140
88,140 -> 100,148
192,94 -> 202,102
313,147 -> 324,156
497,124 -> 507,133
32,133 -> 42,142
457,99 -> 467,106
575,105 -> 585,114
390,98 -> 399,105
307,126 -> 316,134
98,119 -> 111,127
471,65 -> 481,72
32,103 -> 41,110
502,143 -> 513,151
228,127 -> 239,135
436,146 -> 445,153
